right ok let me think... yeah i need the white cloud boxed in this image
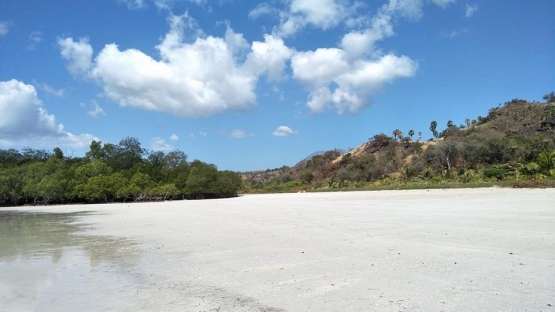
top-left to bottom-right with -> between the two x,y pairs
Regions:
273,0 -> 359,37
245,34 -> 293,81
0,79 -> 97,149
187,130 -> 208,138
170,134 -> 179,141
248,3 -> 278,19
0,21 -> 9,36
290,0 -> 344,29
272,86 -> 285,100
230,129 -> 254,139
292,48 -> 350,87
151,137 -> 173,151
155,0 -> 209,10
272,126 -> 297,137
58,13 -> 295,118
443,28 -> 467,38
57,37 -> 93,76
465,4 -> 478,17
430,0 -> 455,8
28,31 -> 43,50
121,0 -> 145,9
291,42 -> 417,114
33,81 -> 64,97
87,101 -> 105,117
287,0 -> 448,114
57,1 -> 447,118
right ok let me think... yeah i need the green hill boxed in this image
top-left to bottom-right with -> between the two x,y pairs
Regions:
243,96 -> 555,192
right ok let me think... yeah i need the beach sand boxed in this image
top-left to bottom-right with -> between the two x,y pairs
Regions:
1,188 -> 554,311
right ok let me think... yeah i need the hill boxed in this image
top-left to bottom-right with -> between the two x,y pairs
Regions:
242,96 -> 555,191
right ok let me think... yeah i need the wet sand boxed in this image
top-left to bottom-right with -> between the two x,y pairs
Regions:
1,188 -> 554,311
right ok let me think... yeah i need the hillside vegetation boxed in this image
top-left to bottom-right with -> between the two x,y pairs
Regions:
243,95 -> 555,192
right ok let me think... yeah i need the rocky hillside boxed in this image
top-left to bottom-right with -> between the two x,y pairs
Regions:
243,97 -> 555,188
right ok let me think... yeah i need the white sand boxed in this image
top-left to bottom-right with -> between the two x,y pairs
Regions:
1,188 -> 554,311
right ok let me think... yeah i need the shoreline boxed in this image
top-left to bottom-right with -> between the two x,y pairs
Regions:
3,180 -> 555,209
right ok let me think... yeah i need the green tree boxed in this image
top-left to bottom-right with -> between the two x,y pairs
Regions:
430,121 -> 438,139
53,147 -> 64,160
536,150 -> 555,176
425,141 -> 460,171
543,91 -> 555,103
185,161 -> 219,199
37,172 -> 67,204
120,172 -> 154,198
214,171 -> 243,197
300,170 -> 314,183
116,137 -> 145,171
86,140 -> 103,160
0,167 -> 24,205
0,149 -> 23,167
80,173 -> 127,202
408,130 -> 415,140
152,184 -> 179,200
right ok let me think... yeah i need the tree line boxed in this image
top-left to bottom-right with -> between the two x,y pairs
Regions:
0,137 -> 243,206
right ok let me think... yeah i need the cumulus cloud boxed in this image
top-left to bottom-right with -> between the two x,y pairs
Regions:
272,126 -> 297,137
57,37 -> 93,76
289,0 -> 422,114
465,4 -> 478,17
245,34 -> 293,81
230,129 -> 254,139
151,137 -> 173,151
170,134 -> 179,141
273,0 -> 360,37
58,0 -> 450,117
294,51 -> 416,114
290,0 -> 345,29
0,21 -> 9,36
58,13 -> 293,118
0,79 -> 97,148
255,0 -> 455,38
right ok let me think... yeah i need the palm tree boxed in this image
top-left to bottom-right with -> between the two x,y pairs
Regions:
537,150 -> 555,176
408,130 -> 414,140
430,121 -> 438,139
393,129 -> 401,141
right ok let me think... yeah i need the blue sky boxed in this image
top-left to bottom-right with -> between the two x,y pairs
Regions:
0,0 -> 553,171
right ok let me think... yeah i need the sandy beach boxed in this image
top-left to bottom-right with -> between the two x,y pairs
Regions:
1,188 -> 554,311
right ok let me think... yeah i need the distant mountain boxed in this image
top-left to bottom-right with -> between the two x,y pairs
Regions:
295,150 -> 346,167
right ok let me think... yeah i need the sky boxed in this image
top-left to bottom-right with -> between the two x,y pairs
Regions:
0,0 -> 553,171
